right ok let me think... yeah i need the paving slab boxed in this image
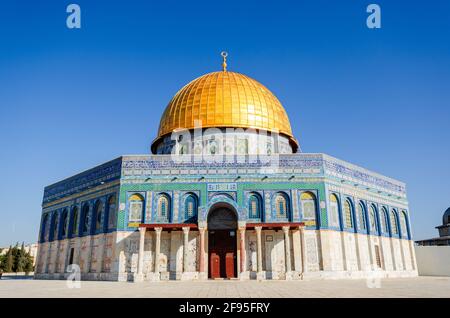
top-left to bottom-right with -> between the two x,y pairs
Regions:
0,276 -> 449,298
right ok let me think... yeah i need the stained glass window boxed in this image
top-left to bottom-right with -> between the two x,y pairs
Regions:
184,194 -> 197,219
237,138 -> 249,154
82,204 -> 90,233
357,202 -> 367,231
390,210 -> 399,235
301,192 -> 316,220
208,139 -> 218,155
344,200 -> 353,229
329,194 -> 340,227
94,201 -> 103,231
159,197 -> 167,217
248,194 -> 261,219
400,211 -> 408,237
41,214 -> 48,242
179,144 -> 188,155
369,205 -> 378,233
107,196 -> 116,229
380,207 -> 389,233
52,213 -> 59,240
71,207 -> 78,236
275,193 -> 288,218
129,194 -> 144,222
266,142 -> 273,155
61,209 -> 68,236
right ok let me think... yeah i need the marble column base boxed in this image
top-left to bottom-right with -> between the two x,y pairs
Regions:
131,273 -> 144,283
256,271 -> 266,280
181,272 -> 199,280
239,271 -> 250,280
285,271 -> 297,281
160,271 -> 170,280
198,272 -> 208,280
146,272 -> 161,281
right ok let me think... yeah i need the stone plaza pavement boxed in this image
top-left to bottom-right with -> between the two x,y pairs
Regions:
0,276 -> 449,298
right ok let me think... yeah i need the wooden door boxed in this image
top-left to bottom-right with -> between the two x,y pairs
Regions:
225,252 -> 235,278
210,252 -> 221,279
208,230 -> 237,279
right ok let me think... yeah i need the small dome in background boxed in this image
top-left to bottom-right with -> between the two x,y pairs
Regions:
443,207 -> 450,225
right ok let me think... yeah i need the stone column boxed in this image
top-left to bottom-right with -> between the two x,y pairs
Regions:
239,227 -> 246,276
137,227 -> 146,275
283,226 -> 292,277
389,237 -> 398,271
95,233 -> 107,274
46,242 -> 52,274
299,226 -> 307,273
154,227 -> 162,274
54,241 -> 61,274
198,228 -> 206,279
340,231 -> 348,271
255,226 -> 264,280
182,227 -> 190,272
255,227 -> 263,272
63,240 -> 71,274
399,238 -> 407,271
35,244 -> 42,274
38,243 -> 48,275
408,240 -> 417,271
132,227 -> 146,282
292,227 -> 302,273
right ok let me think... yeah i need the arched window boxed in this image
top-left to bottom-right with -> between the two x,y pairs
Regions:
329,194 -> 340,227
357,202 -> 367,231
81,204 -> 90,234
61,209 -> 69,237
94,200 -> 103,231
266,141 -> 273,155
274,193 -> 289,219
390,210 -> 399,235
301,192 -> 317,220
400,211 -> 408,238
129,194 -> 144,222
40,214 -> 48,242
344,199 -> 354,229
380,207 -> 389,234
248,193 -> 262,219
237,138 -> 249,155
369,205 -> 378,234
184,194 -> 198,220
208,138 -> 219,155
177,135 -> 189,155
107,195 -> 116,229
71,207 -> 78,236
155,194 -> 171,222
51,212 -> 59,241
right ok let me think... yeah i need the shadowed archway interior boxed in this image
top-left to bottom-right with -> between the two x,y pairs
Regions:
207,203 -> 238,278
207,203 -> 238,230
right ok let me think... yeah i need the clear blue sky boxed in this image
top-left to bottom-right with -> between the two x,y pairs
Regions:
0,0 -> 449,246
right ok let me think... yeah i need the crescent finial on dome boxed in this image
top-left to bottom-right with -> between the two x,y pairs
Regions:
221,51 -> 228,72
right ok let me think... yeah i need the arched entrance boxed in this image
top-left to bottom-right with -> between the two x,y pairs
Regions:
207,203 -> 238,279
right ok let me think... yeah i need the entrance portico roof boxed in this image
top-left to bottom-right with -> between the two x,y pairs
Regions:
137,222 -> 305,231
245,222 -> 305,229
138,223 -> 198,230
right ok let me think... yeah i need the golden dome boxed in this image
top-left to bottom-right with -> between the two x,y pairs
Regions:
153,70 -> 298,151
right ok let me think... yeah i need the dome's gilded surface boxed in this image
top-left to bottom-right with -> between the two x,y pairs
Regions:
154,70 -> 298,150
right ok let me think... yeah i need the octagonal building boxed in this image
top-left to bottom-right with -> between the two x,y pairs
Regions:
35,58 -> 418,281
